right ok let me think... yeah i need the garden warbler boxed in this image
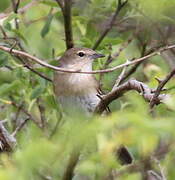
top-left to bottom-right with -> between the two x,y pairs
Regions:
54,47 -> 105,114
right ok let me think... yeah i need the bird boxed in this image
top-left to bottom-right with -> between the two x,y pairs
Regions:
53,47 -> 133,165
53,47 -> 105,114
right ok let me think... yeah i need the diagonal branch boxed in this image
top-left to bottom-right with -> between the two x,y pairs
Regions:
19,57 -> 52,82
93,0 -> 128,50
95,79 -> 166,114
0,122 -> 16,152
150,68 -> 175,109
118,44 -> 164,85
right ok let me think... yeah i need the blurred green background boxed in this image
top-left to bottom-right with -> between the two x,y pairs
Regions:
0,0 -> 175,179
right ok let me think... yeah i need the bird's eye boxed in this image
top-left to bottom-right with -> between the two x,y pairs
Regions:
78,52 -> 85,57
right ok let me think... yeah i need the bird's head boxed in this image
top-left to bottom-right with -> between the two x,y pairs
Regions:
59,47 -> 105,71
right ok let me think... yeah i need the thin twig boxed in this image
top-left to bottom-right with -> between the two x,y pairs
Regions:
93,0 -> 128,50
37,98 -> 46,129
0,25 -> 52,82
12,118 -> 29,137
112,60 -> 128,90
99,36 -> 133,85
23,63 -> 53,82
0,0 -> 37,19
12,102 -> 23,130
9,96 -> 43,128
0,44 -> 175,74
117,44 -> 165,85
153,158 -> 167,180
150,68 -> 175,109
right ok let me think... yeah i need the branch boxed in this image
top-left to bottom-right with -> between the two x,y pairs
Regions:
62,0 -> 74,49
0,0 -> 37,19
150,68 -> 175,109
99,36 -> 133,85
11,0 -> 20,13
55,0 -> 64,10
0,122 -> 16,152
23,63 -> 53,82
95,79 -> 166,114
93,0 -> 128,50
10,97 -> 43,128
62,150 -> 80,180
18,57 -> 52,82
118,44 -> 163,85
0,25 -> 52,82
12,118 -> 29,137
37,98 -> 46,129
0,44 -> 175,74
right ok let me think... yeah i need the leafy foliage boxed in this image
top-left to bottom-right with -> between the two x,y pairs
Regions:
0,0 -> 175,179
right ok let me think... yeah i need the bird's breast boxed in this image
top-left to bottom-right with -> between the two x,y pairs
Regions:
58,93 -> 100,113
54,72 -> 98,96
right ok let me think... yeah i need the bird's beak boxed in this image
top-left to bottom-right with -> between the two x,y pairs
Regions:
90,53 -> 105,59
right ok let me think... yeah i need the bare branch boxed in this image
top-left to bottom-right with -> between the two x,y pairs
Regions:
23,63 -> 52,82
9,97 -> 43,128
99,36 -> 133,85
12,118 -> 29,137
0,0 -> 37,19
95,79 -> 166,114
112,157 -> 166,179
93,0 -> 128,50
11,0 -> 20,13
118,44 -> 163,85
0,122 -> 16,152
62,150 -> 80,180
112,60 -> 128,90
0,25 -> 52,82
150,68 -> 175,109
0,44 -> 175,74
19,58 -> 52,82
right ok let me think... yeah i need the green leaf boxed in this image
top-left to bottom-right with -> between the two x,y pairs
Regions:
40,0 -> 58,7
0,0 -> 10,12
45,95 -> 57,108
40,14 -> 53,38
3,13 -> 17,29
30,86 -> 45,100
4,22 -> 12,31
102,37 -> 123,45
11,29 -> 28,44
0,51 -> 8,67
75,20 -> 86,35
0,80 -> 21,96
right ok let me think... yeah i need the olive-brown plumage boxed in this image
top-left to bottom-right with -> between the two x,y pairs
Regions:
54,47 -> 105,113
